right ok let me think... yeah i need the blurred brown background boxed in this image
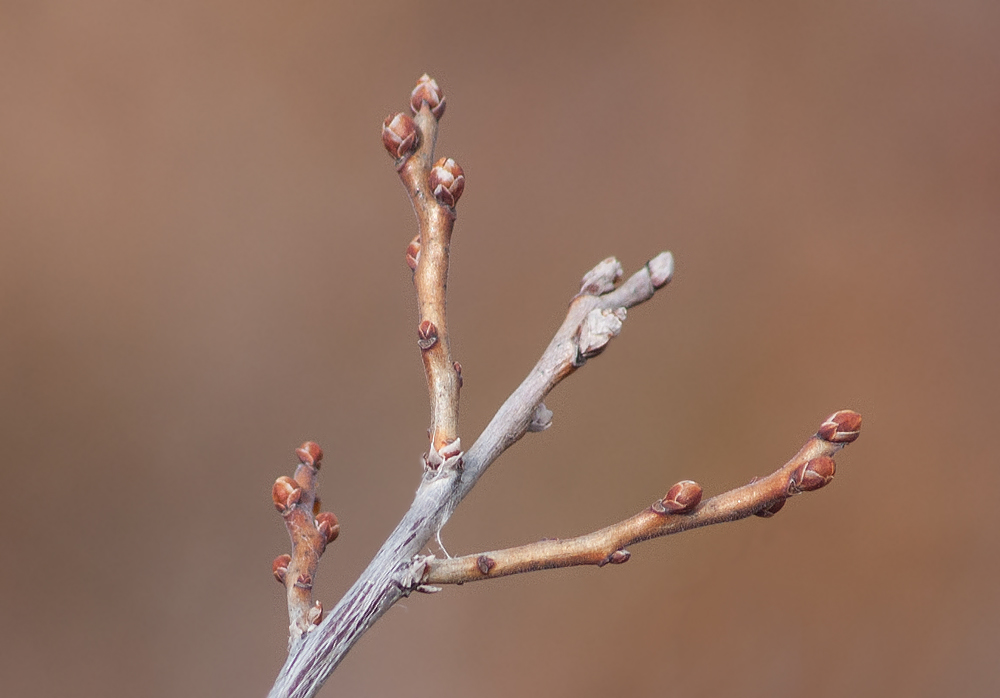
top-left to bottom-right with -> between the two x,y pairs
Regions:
2,1 -> 998,696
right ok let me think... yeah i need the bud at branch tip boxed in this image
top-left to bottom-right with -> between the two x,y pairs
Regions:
272,554 -> 291,584
273,476 -> 302,513
295,441 -> 324,468
817,410 -> 862,443
406,235 -> 421,270
316,512 -> 340,546
410,74 -> 446,119
660,480 -> 703,513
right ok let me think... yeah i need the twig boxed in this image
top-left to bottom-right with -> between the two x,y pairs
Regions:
384,75 -> 464,468
270,443 -> 340,638
267,252 -> 677,696
422,410 -> 861,584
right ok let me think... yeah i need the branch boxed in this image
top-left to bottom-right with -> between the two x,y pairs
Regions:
270,443 -> 340,638
422,410 -> 861,584
384,75 -> 464,468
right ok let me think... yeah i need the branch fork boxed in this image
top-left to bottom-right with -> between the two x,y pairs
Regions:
266,75 -> 863,698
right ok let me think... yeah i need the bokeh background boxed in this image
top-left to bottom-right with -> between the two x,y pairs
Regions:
2,1 -> 998,696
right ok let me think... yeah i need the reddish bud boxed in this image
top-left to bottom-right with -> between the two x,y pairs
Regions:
817,410 -> 862,443
272,554 -> 291,585
428,157 -> 465,208
308,601 -> 324,625
316,512 -> 340,546
382,112 -> 418,160
790,456 -> 837,493
410,74 -> 446,119
606,550 -> 631,565
295,441 -> 324,469
754,499 -> 786,518
417,319 -> 439,350
406,235 -> 421,270
273,476 -> 302,513
477,555 -> 496,575
660,480 -> 703,514
453,361 -> 463,388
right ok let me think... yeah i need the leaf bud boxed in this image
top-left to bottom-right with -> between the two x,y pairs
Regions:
315,512 -> 340,546
382,112 -> 418,160
272,476 -> 302,513
410,74 -> 446,119
660,480 -> 703,513
428,157 -> 465,208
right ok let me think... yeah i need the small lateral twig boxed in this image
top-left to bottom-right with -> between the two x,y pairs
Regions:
270,442 -> 340,639
422,410 -> 862,585
384,75 -> 464,469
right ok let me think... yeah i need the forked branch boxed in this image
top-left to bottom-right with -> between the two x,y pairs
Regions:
270,443 -> 340,638
267,75 -> 862,698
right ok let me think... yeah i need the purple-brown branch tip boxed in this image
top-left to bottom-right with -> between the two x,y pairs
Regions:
817,410 -> 862,443
790,456 -> 837,493
316,512 -> 340,547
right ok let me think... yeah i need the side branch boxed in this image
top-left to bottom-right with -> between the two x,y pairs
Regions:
271,443 -> 341,638
384,75 -> 464,466
423,410 -> 861,585
267,253 -> 677,698
453,253 -> 675,506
